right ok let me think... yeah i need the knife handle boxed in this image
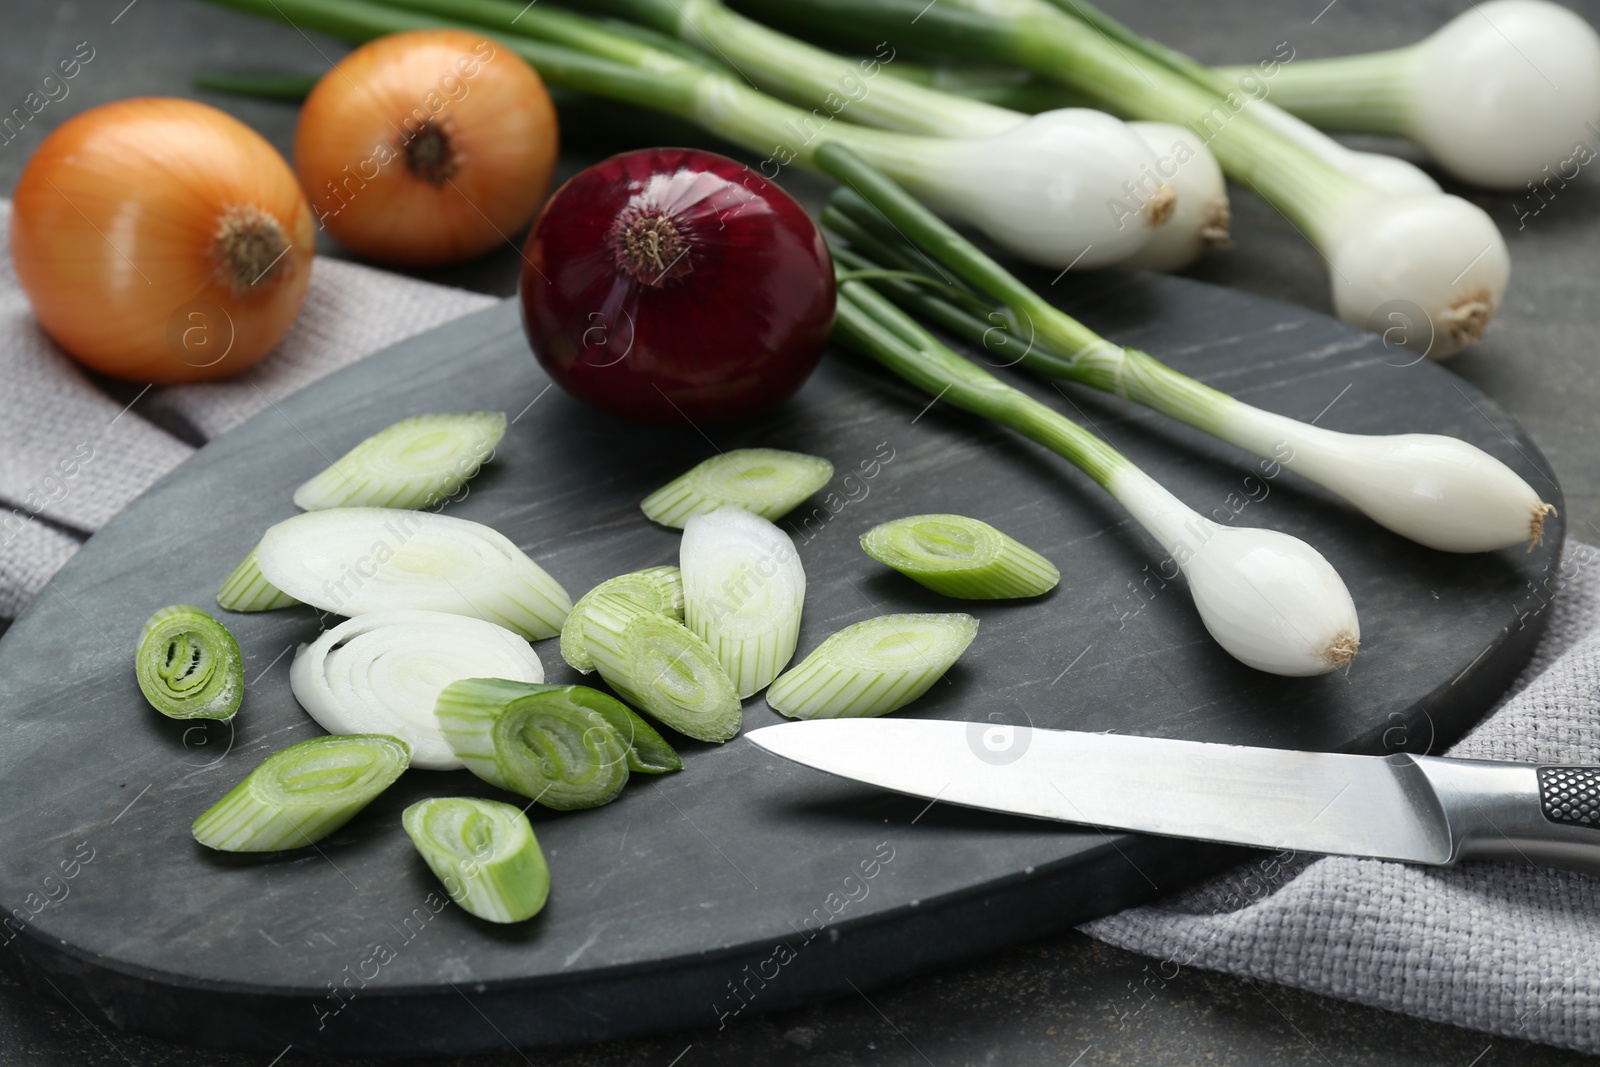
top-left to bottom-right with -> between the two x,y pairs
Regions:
1536,767 -> 1600,827
1417,757 -> 1600,873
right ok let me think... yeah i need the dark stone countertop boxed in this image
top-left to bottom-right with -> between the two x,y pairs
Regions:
2,1 -> 1597,1064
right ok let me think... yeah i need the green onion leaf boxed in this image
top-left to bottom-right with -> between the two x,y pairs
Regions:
766,613 -> 979,719
582,592 -> 743,742
436,678 -> 679,810
191,734 -> 410,851
682,506 -> 806,698
402,797 -> 549,923
560,565 -> 684,673
135,605 -> 245,721
861,514 -> 1060,599
216,545 -> 300,612
641,448 -> 834,528
293,412 -> 506,511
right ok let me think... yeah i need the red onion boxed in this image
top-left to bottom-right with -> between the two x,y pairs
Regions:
519,148 -> 835,425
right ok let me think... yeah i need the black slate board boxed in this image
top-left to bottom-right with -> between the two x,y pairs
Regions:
0,272 -> 1564,1057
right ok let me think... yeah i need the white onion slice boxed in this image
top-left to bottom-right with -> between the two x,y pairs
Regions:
681,505 -> 806,698
290,610 -> 544,770
256,507 -> 571,639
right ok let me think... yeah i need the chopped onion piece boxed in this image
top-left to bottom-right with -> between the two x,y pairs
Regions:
403,797 -> 549,923
641,448 -> 834,528
435,678 -> 679,810
560,565 -> 684,673
135,605 -> 244,721
861,514 -> 1059,599
290,610 -> 544,770
216,546 -> 299,612
292,412 -> 506,511
192,734 -> 410,852
583,592 -> 742,742
256,507 -> 572,640
767,613 -> 978,720
682,506 -> 806,697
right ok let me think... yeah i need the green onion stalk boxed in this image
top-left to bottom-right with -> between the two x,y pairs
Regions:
565,0 -> 1229,268
733,0 -> 1510,356
195,71 -> 728,152
829,241 -> 1361,677
205,0 -> 1166,269
1023,0 -> 1444,197
814,142 -> 1552,555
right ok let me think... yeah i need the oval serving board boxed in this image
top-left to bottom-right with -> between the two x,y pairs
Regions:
0,271 -> 1564,1056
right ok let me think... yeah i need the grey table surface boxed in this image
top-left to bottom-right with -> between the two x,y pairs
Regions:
1,1 -> 1597,1064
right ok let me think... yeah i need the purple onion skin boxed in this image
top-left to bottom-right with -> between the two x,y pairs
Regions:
519,148 -> 836,425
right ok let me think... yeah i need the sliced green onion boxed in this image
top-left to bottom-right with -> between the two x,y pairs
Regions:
766,613 -> 978,719
292,412 -> 506,511
681,506 -> 806,698
135,605 -> 244,721
862,514 -> 1059,599
291,610 -> 545,770
402,797 -> 549,923
216,546 -> 300,612
192,734 -> 410,851
582,591 -> 742,742
256,507 -> 572,640
435,678 -> 679,810
641,448 -> 834,528
560,565 -> 684,673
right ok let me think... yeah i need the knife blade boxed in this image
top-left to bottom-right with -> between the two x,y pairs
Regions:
746,719 -> 1600,872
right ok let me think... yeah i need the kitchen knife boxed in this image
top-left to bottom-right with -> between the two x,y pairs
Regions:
746,719 -> 1600,873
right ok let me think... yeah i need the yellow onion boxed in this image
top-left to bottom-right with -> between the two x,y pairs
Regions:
10,97 -> 314,384
294,29 -> 559,266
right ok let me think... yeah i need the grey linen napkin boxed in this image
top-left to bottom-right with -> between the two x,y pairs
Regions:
1,196 -> 1595,1055
1083,541 -> 1600,1056
0,199 -> 494,612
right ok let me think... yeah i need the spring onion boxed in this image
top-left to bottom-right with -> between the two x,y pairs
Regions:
216,546 -> 300,612
746,0 -> 1508,355
255,507 -> 571,640
831,248 -> 1360,674
1123,121 -> 1230,271
1218,0 -> 1600,189
642,448 -> 836,529
766,613 -> 978,719
290,610 -> 546,770
292,412 -> 506,511
681,506 -> 806,697
560,566 -> 684,673
582,591 -> 743,741
576,0 -> 1182,266
402,797 -> 549,923
135,605 -> 244,721
192,734 -> 411,851
1014,0 -> 1444,197
435,678 -> 678,810
874,56 -> 1441,198
206,0 -> 1170,270
818,144 -> 1554,554
862,515 -> 1059,600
